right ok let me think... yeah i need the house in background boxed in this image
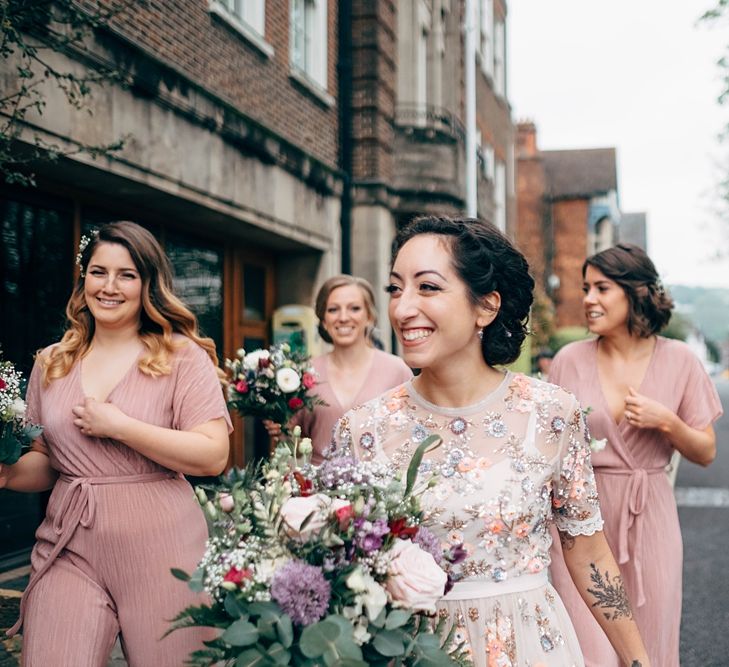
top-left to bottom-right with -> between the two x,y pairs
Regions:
516,121 -> 643,329
619,212 -> 648,249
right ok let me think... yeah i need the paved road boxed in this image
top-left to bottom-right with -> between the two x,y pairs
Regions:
677,377 -> 729,667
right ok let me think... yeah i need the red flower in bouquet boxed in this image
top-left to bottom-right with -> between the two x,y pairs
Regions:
389,517 -> 419,539
223,567 -> 252,587
225,344 -> 326,433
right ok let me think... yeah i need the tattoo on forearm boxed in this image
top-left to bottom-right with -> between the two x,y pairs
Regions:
586,563 -> 634,620
558,530 -> 576,551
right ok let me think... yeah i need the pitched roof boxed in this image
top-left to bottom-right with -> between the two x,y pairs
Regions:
542,148 -> 617,199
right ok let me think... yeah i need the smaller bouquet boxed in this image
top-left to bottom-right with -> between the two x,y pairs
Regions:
0,355 -> 42,465
170,432 -> 469,666
225,343 -> 325,433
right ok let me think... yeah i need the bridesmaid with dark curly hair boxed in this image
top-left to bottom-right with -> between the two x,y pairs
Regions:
549,243 -> 723,667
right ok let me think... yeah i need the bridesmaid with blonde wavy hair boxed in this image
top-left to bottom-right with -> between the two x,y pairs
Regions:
0,221 -> 232,665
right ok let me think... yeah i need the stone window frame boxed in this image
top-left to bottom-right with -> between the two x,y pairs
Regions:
208,0 -> 274,58
289,0 -> 331,104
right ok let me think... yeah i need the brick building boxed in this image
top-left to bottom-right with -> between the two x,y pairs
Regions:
1,0 -> 515,563
348,0 -> 515,346
516,122 -> 624,328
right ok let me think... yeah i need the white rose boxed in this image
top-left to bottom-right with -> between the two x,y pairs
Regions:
244,349 -> 270,370
280,493 -> 331,538
9,398 -> 26,419
276,367 -> 301,393
385,539 -> 447,614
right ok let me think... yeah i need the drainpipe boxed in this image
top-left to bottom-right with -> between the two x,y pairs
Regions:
464,0 -> 478,217
338,0 -> 353,274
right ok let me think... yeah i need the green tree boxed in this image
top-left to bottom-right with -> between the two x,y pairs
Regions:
0,0 -> 135,186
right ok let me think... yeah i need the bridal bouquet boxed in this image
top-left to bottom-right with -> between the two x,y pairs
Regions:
0,355 -> 42,465
170,431 -> 469,666
225,343 -> 325,433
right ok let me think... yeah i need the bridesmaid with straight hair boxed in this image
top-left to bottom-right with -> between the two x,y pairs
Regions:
548,243 -> 722,667
264,274 -> 412,463
0,221 -> 232,665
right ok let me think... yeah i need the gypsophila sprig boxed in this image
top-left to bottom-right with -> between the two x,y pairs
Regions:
168,432 -> 471,666
0,354 -> 43,465
225,343 -> 326,435
75,229 -> 99,275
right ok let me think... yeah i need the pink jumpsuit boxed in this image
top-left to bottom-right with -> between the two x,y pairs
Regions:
10,336 -> 232,667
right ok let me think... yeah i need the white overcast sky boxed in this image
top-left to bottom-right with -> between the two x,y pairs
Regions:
508,0 -> 729,288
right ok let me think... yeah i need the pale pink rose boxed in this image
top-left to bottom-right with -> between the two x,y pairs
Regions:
385,539 -> 447,614
280,494 -> 331,538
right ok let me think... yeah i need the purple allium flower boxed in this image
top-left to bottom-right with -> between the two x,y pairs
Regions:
270,560 -> 331,625
414,526 -> 445,565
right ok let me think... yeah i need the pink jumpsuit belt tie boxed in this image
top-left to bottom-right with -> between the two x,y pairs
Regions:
597,465 -> 665,608
8,471 -> 177,637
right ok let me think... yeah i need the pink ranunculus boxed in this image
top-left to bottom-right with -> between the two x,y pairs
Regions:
280,494 -> 331,539
385,538 -> 447,614
235,379 -> 249,393
302,372 -> 316,390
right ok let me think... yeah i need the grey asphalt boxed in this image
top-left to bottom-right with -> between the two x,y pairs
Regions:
677,377 -> 729,667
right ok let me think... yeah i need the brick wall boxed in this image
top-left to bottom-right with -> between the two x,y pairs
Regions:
551,198 -> 589,328
515,123 -> 546,288
106,0 -> 340,168
350,0 -> 396,182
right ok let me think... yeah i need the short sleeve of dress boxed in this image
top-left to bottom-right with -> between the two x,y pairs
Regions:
676,350 -> 723,429
551,395 -> 604,537
171,341 -> 233,433
24,357 -> 47,448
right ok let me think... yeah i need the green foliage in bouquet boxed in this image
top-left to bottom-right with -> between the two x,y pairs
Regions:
169,433 -> 471,666
225,344 -> 326,434
0,355 -> 43,465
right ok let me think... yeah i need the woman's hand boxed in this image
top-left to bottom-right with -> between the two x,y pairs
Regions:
262,419 -> 283,442
72,397 -> 129,440
623,387 -> 674,431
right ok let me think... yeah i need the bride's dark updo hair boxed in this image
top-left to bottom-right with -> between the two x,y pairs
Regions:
584,243 -> 673,337
391,216 -> 534,366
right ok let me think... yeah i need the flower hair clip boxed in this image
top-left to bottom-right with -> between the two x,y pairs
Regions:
75,230 -> 98,275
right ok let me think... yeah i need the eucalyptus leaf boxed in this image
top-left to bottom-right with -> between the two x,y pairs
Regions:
275,614 -> 294,649
235,647 -> 270,667
265,641 -> 291,665
222,619 -> 259,647
384,609 -> 412,629
188,567 -> 205,593
224,591 -> 248,620
372,629 -> 405,657
300,620 -> 342,658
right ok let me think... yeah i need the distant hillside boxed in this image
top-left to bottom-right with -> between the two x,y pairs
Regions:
669,284 -> 729,342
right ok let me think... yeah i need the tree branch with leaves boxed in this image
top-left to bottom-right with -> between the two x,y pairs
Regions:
0,0 -> 138,186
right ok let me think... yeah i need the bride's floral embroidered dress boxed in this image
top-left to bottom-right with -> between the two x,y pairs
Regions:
331,371 -> 604,667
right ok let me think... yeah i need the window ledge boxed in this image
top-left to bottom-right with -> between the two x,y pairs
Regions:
208,2 -> 274,59
289,68 -> 334,108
